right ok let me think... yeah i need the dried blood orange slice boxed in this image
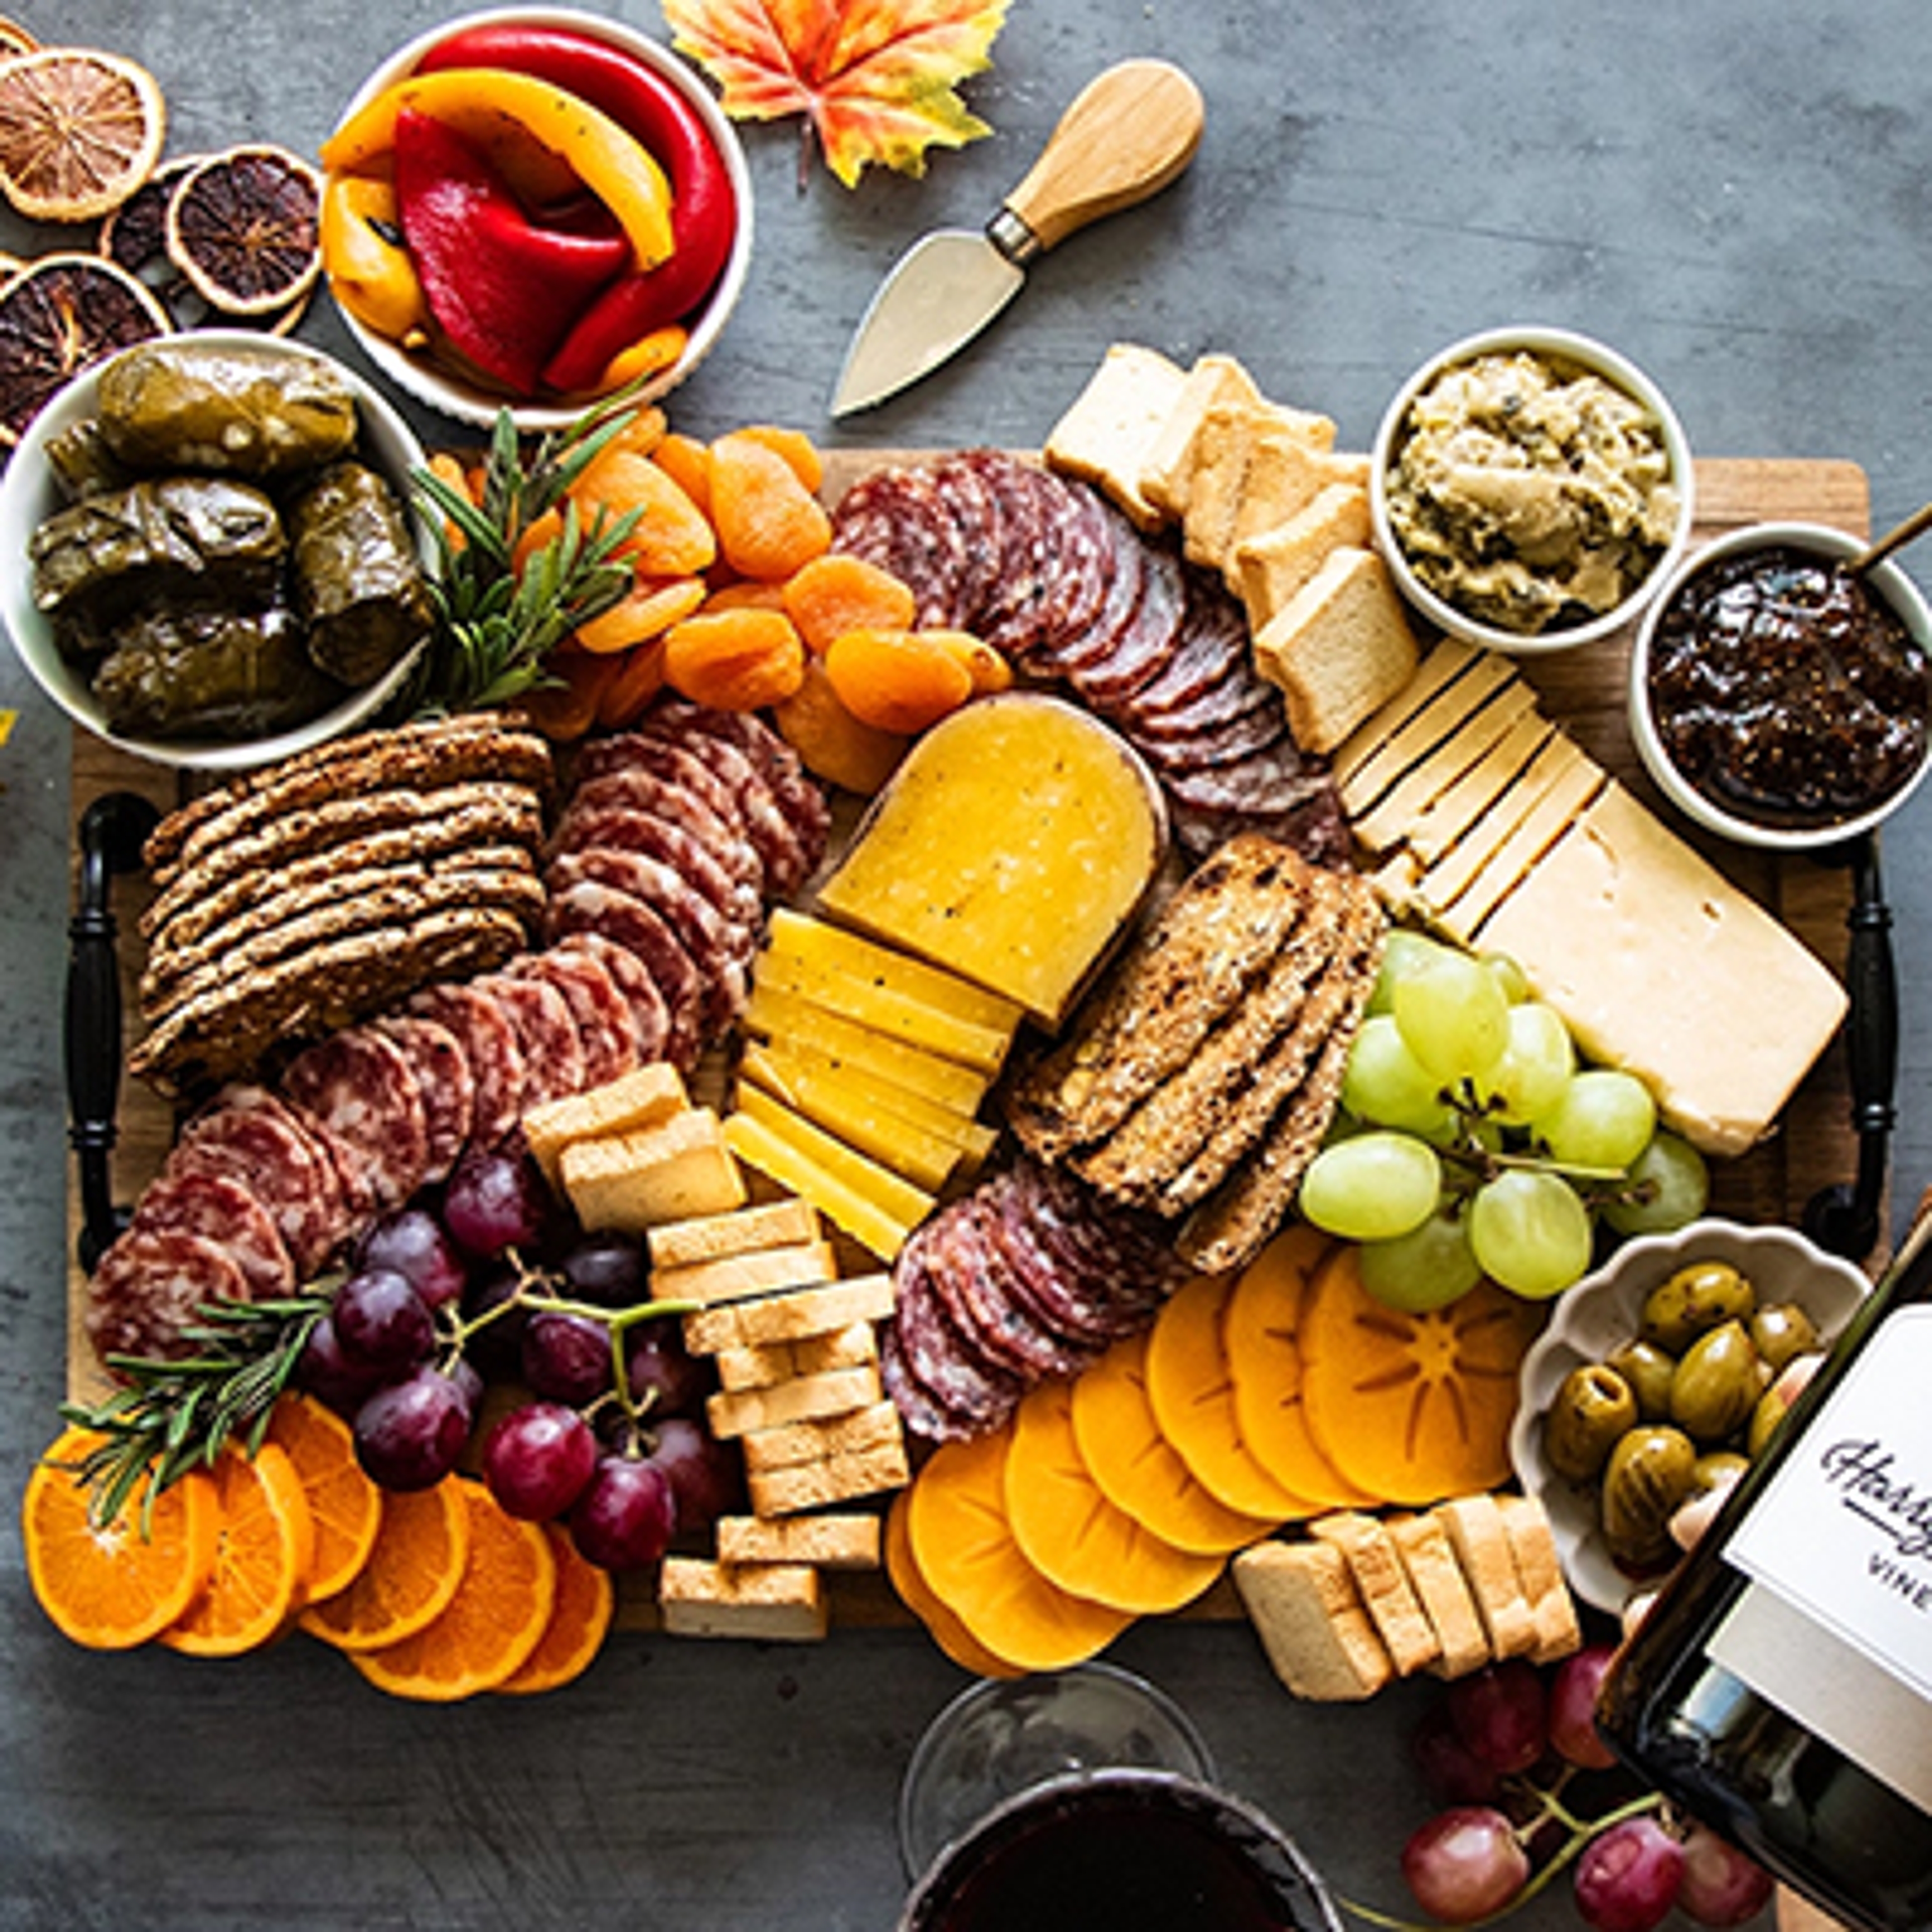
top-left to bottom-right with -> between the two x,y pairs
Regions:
97,151 -> 197,286
0,47 -> 165,223
0,19 -> 38,58
165,143 -> 321,317
0,252 -> 169,445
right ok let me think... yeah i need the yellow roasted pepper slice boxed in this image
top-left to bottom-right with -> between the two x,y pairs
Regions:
321,68 -> 674,269
319,171 -> 430,341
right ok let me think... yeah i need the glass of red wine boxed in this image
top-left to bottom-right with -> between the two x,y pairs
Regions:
896,1663 -> 1341,1932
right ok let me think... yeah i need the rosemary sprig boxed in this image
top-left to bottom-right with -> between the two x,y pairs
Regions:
57,1289 -> 336,1534
405,383 -> 654,714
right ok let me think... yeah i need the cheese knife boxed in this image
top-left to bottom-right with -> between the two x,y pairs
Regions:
830,59 -> 1205,419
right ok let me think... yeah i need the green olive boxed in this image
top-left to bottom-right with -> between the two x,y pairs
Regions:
1607,1338 -> 1679,1421
1692,1450 -> 1751,1494
1749,1302 -> 1822,1375
1669,1320 -> 1766,1443
1641,1261 -> 1758,1353
1545,1364 -> 1640,1483
1601,1424 -> 1699,1569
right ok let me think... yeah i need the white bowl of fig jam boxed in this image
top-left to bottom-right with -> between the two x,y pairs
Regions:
1630,521 -> 1932,850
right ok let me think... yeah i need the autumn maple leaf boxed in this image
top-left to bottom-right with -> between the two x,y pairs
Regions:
664,0 -> 1009,188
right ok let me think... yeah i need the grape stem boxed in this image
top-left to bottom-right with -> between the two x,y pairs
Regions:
1336,1790 -> 1666,1932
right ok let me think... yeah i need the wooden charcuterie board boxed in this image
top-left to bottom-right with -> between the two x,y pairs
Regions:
61,454 -> 1876,1631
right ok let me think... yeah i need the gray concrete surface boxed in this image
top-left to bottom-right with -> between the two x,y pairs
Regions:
4,1 -> 1930,1925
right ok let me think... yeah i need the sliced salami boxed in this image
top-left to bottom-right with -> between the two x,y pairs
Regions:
406,982 -> 526,1150
573,733 -> 752,867
552,931 -> 674,1066
1031,502 -> 1147,680
651,700 -> 832,884
279,1025 -> 432,1214
552,770 -> 756,890
548,803 -> 761,929
544,879 -> 705,1068
631,716 -> 809,902
507,948 -> 638,1090
129,1168 -> 294,1302
1072,542 -> 1189,709
943,1195 -> 1095,1383
878,1317 -> 973,1446
475,969 -> 586,1111
86,1227 -> 251,1365
832,466 -> 972,625
370,1013 -> 475,1183
928,453 -> 1008,627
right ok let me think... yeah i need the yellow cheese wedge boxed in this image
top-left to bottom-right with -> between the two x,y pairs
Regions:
741,981 -> 994,1114
817,694 -> 1167,1028
765,908 -> 1024,1033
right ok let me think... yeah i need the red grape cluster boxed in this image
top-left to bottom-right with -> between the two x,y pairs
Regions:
293,1145 -> 741,1574
1395,1648 -> 1773,1931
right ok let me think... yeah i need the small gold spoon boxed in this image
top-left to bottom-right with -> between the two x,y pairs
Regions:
1847,497 -> 1932,575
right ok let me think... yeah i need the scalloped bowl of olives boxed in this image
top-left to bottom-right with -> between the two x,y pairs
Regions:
1509,1218 -> 1870,1614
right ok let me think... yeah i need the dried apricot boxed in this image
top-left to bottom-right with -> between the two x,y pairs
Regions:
782,552 -> 917,655
663,607 -> 807,712
653,431 -> 710,516
510,504 -> 565,577
773,657 -> 910,795
702,581 -> 789,614
594,637 -> 670,729
926,628 -> 1014,695
573,574 -> 706,654
595,404 -> 668,462
734,423 -> 824,493
569,447 -> 716,579
709,431 -> 832,580
825,626 -> 975,735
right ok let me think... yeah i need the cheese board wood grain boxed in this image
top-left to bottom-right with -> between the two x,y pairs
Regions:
60,454 -> 1875,1633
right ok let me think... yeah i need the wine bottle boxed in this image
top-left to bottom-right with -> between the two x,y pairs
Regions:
1597,1213 -> 1932,1932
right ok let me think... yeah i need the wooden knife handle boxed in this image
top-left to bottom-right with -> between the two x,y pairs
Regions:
1002,59 -> 1204,255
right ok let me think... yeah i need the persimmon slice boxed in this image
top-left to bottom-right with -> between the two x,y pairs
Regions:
1223,1225 -> 1379,1511
1299,1246 -> 1543,1506
1006,1379 -> 1223,1615
884,1488 -> 1020,1679
906,1427 -> 1131,1673
1143,1271 -> 1314,1522
1070,1331 -> 1273,1557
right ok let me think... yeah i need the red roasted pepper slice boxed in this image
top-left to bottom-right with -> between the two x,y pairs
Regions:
392,107 -> 629,397
417,24 -> 737,394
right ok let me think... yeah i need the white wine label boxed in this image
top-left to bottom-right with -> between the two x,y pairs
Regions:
1714,1303 -> 1932,1809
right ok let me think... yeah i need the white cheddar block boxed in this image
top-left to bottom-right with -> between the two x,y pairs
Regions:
658,1558 -> 828,1641
705,1363 -> 883,1441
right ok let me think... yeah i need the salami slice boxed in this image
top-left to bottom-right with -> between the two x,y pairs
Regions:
548,803 -> 761,929
1031,503 -> 1148,680
544,879 -> 705,1068
507,949 -> 638,1090
831,465 -> 972,625
474,969 -> 586,1111
279,1025 -> 431,1214
552,770 -> 757,891
1071,542 -> 1189,708
370,1013 -> 475,1184
164,1084 -> 349,1276
652,700 -> 832,884
574,733 -> 752,862
406,982 -> 526,1150
130,1168 -> 294,1302
552,931 -> 675,1066
879,1317 -> 972,1445
892,1220 -> 1027,1429
943,1195 -> 1095,1383
931,452 -> 1010,629
86,1227 -> 251,1365
631,716 -> 809,902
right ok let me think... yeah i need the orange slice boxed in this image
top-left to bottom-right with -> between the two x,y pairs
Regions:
0,47 -> 165,222
1005,1379 -> 1224,1616
1143,1271 -> 1315,1522
23,1425 -> 218,1649
349,1482 -> 557,1702
165,143 -> 321,317
0,253 -> 169,444
1223,1226 -> 1380,1510
0,20 -> 39,57
883,1488 -> 1019,1679
1299,1246 -> 1545,1506
905,1427 -> 1132,1674
297,1478 -> 470,1653
264,1394 -> 382,1606
1070,1332 -> 1274,1557
158,1440 -> 315,1657
494,1524 -> 615,1697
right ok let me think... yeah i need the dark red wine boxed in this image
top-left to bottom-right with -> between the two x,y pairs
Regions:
899,1770 -> 1335,1932
1598,1215 -> 1932,1932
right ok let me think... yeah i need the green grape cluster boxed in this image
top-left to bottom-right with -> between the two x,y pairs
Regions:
1301,931 -> 1709,1312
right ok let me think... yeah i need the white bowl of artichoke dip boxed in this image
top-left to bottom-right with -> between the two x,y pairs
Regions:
1371,326 -> 1694,654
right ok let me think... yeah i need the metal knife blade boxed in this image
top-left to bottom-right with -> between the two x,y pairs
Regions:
829,59 -> 1204,419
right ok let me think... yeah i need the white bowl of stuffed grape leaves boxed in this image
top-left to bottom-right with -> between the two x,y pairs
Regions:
0,329 -> 435,770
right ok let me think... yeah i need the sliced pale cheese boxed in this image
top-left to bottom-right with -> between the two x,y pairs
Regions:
647,1196 -> 823,1271
817,694 -> 1166,1028
1475,783 -> 1848,1156
1406,712 -> 1559,866
738,1040 -> 996,1192
1432,750 -> 1609,944
1331,636 -> 1482,787
740,982 -> 993,1115
1351,679 -> 1543,855
650,1239 -> 839,1309
751,948 -> 1013,1076
723,1093 -> 933,1261
1337,650 -> 1518,817
560,1108 -> 745,1233
765,908 -> 1024,1034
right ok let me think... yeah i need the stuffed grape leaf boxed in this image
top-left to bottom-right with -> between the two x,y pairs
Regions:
663,0 -> 1009,188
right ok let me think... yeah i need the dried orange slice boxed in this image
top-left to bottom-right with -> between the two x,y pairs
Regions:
23,1425 -> 219,1650
0,252 -> 168,444
0,47 -> 165,223
350,1481 -> 557,1702
158,1440 -> 316,1657
264,1394 -> 382,1606
297,1478 -> 469,1653
165,143 -> 321,317
494,1523 -> 615,1697
0,19 -> 38,57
